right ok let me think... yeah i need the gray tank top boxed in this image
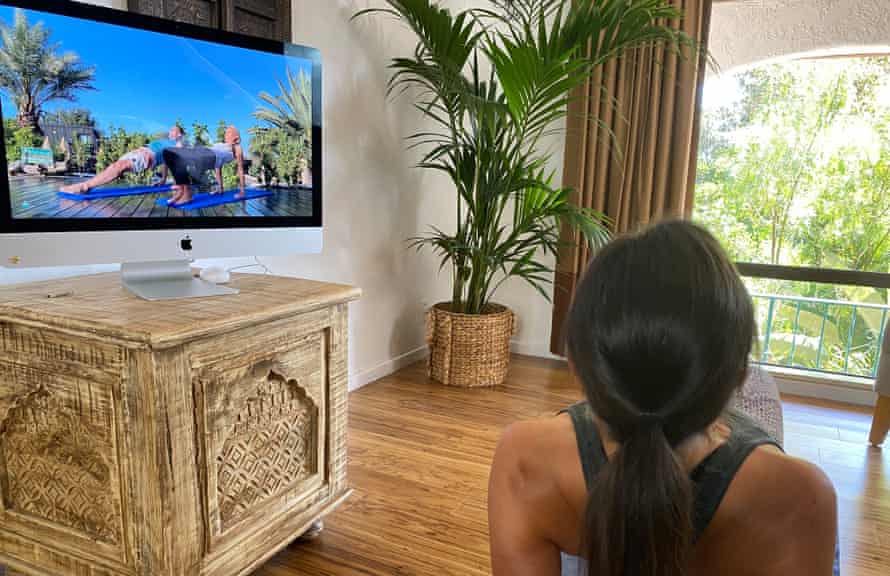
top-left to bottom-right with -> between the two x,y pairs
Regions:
563,402 -> 782,539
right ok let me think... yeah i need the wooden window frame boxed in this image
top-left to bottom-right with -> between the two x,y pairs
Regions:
736,262 -> 890,290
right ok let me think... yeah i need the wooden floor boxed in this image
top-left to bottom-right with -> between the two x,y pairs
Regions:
9,176 -> 312,219
256,356 -> 890,576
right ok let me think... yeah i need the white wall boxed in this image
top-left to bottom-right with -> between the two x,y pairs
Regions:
262,1 -> 446,388
282,0 -> 565,374
354,0 -> 565,360
710,0 -> 890,72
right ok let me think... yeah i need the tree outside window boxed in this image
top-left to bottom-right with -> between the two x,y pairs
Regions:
695,56 -> 890,376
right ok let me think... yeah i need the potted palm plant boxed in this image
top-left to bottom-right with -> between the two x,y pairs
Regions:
358,0 -> 688,387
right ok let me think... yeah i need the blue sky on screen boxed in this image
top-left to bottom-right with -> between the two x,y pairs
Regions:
0,7 -> 312,148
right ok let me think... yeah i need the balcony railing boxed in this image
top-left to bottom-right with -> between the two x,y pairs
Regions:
751,292 -> 889,379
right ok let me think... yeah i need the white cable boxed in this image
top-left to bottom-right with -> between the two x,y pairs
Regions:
227,256 -> 271,275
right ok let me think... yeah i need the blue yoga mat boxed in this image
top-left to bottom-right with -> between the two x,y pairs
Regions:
58,184 -> 174,201
156,188 -> 274,210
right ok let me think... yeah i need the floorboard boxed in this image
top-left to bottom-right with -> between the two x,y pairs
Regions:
254,356 -> 890,575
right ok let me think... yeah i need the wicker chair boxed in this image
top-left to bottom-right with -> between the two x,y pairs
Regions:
731,365 -> 783,445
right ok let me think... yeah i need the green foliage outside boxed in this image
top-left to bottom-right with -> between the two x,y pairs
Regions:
95,125 -> 152,185
3,118 -> 41,162
272,129 -> 305,185
217,163 -> 238,190
70,137 -> 89,172
246,126 -> 305,186
695,57 -> 890,376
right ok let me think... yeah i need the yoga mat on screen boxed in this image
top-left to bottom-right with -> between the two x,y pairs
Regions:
58,184 -> 174,201
157,189 -> 274,210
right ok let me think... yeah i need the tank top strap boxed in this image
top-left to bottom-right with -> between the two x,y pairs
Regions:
689,408 -> 783,538
563,403 -> 783,540
560,402 -> 607,487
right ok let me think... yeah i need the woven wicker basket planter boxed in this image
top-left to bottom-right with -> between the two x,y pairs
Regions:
425,302 -> 515,387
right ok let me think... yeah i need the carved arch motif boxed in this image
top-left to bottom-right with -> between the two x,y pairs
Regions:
215,361 -> 318,528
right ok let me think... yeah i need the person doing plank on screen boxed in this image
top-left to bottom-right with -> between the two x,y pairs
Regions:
59,125 -> 185,194
162,125 -> 245,206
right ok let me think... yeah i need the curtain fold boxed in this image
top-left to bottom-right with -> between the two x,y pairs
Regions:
550,0 -> 713,355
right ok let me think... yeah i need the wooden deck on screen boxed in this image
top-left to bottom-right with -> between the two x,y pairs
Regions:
253,356 -> 889,576
8,176 -> 312,219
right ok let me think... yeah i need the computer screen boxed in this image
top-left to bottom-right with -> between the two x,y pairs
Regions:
0,0 -> 321,233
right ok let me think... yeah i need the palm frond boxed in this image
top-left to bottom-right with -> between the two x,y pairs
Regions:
359,0 -> 692,313
0,9 -> 96,125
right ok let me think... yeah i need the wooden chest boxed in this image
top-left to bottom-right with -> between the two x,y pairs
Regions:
0,273 -> 360,576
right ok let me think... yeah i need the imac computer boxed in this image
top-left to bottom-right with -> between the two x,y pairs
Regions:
0,0 -> 322,299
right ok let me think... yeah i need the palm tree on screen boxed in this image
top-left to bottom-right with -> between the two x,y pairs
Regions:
0,9 -> 96,133
253,66 -> 312,163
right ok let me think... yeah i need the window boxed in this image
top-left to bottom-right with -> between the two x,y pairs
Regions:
695,55 -> 890,378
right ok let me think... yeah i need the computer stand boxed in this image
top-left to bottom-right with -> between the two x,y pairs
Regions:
121,260 -> 239,301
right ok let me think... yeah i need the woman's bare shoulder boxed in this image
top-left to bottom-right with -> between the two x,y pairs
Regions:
494,415 -> 587,518
494,414 -> 578,472
492,414 -> 583,509
490,413 -> 588,557
736,447 -> 836,512
704,446 -> 837,573
489,415 -> 582,574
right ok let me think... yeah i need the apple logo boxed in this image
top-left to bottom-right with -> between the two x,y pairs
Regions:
180,236 -> 193,252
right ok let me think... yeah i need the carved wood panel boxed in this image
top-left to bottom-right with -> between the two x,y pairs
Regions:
0,363 -> 123,545
0,322 -> 124,377
194,329 -> 326,543
227,0 -> 290,42
0,274 -> 357,576
215,362 -> 317,528
129,0 -> 291,42
130,0 -> 220,28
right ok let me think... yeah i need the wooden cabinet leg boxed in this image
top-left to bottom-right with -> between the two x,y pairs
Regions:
869,394 -> 890,446
297,519 -> 324,542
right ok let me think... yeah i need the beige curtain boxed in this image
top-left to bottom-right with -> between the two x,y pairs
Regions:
550,0 -> 713,354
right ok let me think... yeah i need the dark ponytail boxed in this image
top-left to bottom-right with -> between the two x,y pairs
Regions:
586,421 -> 693,576
566,221 -> 755,576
